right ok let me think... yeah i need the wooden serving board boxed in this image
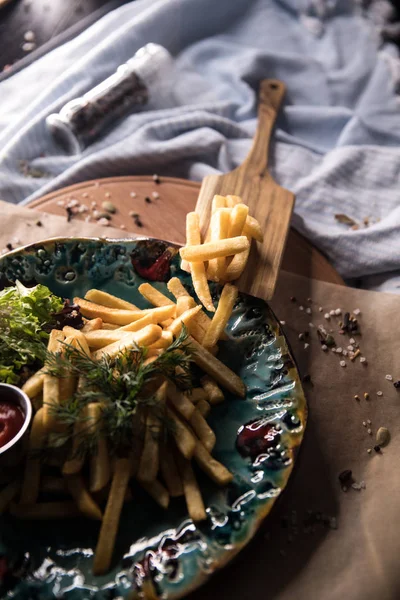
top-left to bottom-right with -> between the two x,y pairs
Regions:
28,175 -> 344,286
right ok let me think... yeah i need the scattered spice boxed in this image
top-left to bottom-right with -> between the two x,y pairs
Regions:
350,349 -> 360,362
36,221 -> 42,227
367,448 -> 372,454
66,207 -> 74,222
354,395 -> 360,401
373,445 -> 381,453
290,296 -> 296,302
394,381 -> 400,389
376,427 -> 390,447
338,470 -> 353,486
145,196 -> 152,204
364,392 -> 369,400
6,243 -> 13,251
302,374 -> 311,383
101,200 -> 116,213
153,174 -> 160,184
335,214 -> 357,226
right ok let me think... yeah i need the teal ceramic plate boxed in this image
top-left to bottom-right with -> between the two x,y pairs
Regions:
0,237 -> 307,600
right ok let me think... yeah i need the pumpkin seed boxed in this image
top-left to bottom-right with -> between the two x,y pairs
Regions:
101,200 -> 116,213
376,427 -> 390,448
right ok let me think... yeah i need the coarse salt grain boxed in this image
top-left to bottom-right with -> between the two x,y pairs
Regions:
353,309 -> 361,315
67,199 -> 79,208
377,391 -> 383,397
91,201 -> 97,208
130,192 -> 137,198
336,347 -> 342,353
385,374 -> 393,381
362,421 -> 367,427
22,42 -> 36,52
340,360 -> 346,367
347,345 -> 354,352
280,320 -> 286,325
335,308 -> 342,315
304,343 -> 309,350
329,310 -> 335,316
97,217 -> 110,227
360,357 -> 367,364
24,30 -> 35,42
367,429 -> 372,435
319,307 -> 323,312
324,313 -> 330,320
342,350 -> 348,356
78,205 -> 88,213
57,200 -> 65,207
82,192 -> 88,198
305,307 -> 312,314
105,192 -> 111,198
308,322 -> 314,328
120,224 -> 126,230
152,191 -> 160,199
322,345 -> 328,351
349,338 -> 356,344
299,306 -> 304,311
367,419 -> 371,425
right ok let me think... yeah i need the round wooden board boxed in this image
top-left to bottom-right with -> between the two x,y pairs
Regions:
29,175 -> 344,286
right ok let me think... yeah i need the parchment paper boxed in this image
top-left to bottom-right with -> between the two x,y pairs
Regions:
1,200 -> 399,600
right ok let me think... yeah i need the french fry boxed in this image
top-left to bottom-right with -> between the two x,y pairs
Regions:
149,330 -> 173,349
137,383 -> 167,483
175,452 -> 206,522
141,480 -> 170,510
88,403 -> 111,493
243,215 -> 263,242
167,277 -> 191,299
196,398 -> 211,417
176,295 -> 195,316
32,393 -> 43,412
68,331 -> 91,357
11,502 -> 81,520
166,306 -> 201,338
202,284 -> 238,349
187,336 -> 246,397
84,329 -> 135,349
85,289 -> 138,310
190,409 -> 216,452
207,208 -> 230,282
183,213 -> 215,312
224,235 -> 251,281
211,194 -> 227,212
225,194 -> 242,208
73,298 -> 144,325
22,367 -> 45,399
62,405 -> 89,476
190,388 -> 209,404
59,334 -> 78,405
138,283 -> 174,307
228,203 -> 249,238
167,382 -> 195,421
93,458 -> 131,575
81,317 -> 103,332
194,441 -> 234,486
91,325 -> 161,361
119,305 -> 176,331
180,236 -> 249,262
101,322 -> 119,330
0,480 -> 21,514
42,330 -> 65,431
201,375 -> 224,405
167,409 -> 196,459
159,443 -> 183,497
20,408 -> 46,504
41,476 -> 67,495
65,474 -> 103,520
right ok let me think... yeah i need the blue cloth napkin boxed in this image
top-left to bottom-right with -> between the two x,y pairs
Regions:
0,0 -> 399,292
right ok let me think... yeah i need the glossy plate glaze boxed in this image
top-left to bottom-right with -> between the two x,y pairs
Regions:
0,237 -> 307,600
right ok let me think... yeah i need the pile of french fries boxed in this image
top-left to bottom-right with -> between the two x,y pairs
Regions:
180,194 -> 263,311
1,277 -> 246,575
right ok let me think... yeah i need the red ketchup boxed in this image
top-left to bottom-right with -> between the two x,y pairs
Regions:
236,418 -> 281,460
0,401 -> 24,448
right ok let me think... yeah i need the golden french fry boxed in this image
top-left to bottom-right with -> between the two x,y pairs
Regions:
201,375 -> 224,405
183,213 -> 216,313
68,331 -> 91,357
84,329 -> 135,349
175,452 -> 206,522
243,215 -> 263,242
167,277 -> 191,299
224,235 -> 251,281
166,306 -> 201,338
65,474 -> 103,520
225,194 -> 242,208
149,330 -> 174,349
138,283 -> 174,307
202,284 -> 238,348
137,383 -> 166,483
159,443 -> 183,497
190,409 -> 216,451
141,480 -> 170,510
207,208 -> 230,282
42,330 -> 65,431
22,367 -> 45,399
101,322 -> 119,330
20,408 -> 46,504
176,295 -> 195,316
228,203 -> 249,238
211,194 -> 227,212
85,289 -> 138,310
194,441 -> 234,486
0,480 -> 21,514
91,325 -> 161,361
180,236 -> 249,263
167,382 -> 195,421
119,305 -> 176,331
62,405 -> 89,476
74,298 -> 144,325
167,408 -> 196,459
10,502 -> 81,520
88,403 -> 111,493
187,336 -> 246,397
190,388 -> 209,404
196,398 -> 211,417
81,317 -> 103,332
93,458 -> 131,575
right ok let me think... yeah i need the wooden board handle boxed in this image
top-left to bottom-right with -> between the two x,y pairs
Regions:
239,79 -> 286,177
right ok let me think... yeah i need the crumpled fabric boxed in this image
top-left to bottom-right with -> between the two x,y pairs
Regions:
0,0 -> 399,292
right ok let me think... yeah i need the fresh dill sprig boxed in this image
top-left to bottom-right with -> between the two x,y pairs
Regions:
44,325 -> 193,457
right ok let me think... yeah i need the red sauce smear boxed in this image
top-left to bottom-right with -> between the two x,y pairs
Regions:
0,401 -> 24,448
131,252 -> 171,281
236,418 -> 281,460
